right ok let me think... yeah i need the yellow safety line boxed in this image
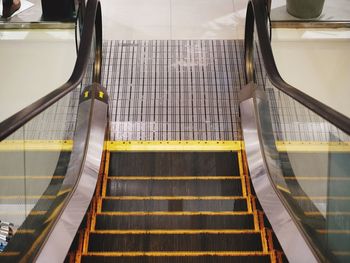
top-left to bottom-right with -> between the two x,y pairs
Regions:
276,141 -> 350,152
0,210 -> 45,215
284,176 -> 350,181
0,252 -> 21,256
0,140 -> 73,151
106,141 -> 243,152
107,176 -> 240,180
98,211 -> 252,216
238,151 -> 247,197
317,229 -> 350,234
0,176 -> 64,180
16,229 -> 35,234
251,197 -> 260,232
0,195 -> 55,199
102,151 -> 110,197
305,211 -> 350,216
83,251 -> 270,257
294,196 -> 350,200
260,228 -> 269,253
91,229 -> 260,234
102,196 -> 247,200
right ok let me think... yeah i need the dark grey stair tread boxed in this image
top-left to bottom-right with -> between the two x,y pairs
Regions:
109,152 -> 239,177
88,233 -> 263,252
95,214 -> 254,230
81,255 -> 272,263
102,199 -> 248,212
107,179 -> 242,196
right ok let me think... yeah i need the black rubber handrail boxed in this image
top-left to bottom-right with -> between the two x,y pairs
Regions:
245,0 -> 350,135
0,0 -> 102,141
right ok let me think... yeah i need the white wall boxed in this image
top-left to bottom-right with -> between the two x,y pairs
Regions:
0,29 -> 76,122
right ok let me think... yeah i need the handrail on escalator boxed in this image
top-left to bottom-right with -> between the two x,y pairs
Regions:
245,0 -> 350,135
0,0 -> 103,141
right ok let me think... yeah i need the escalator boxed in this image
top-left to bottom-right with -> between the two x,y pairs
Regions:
0,0 -> 350,262
79,149 -> 282,262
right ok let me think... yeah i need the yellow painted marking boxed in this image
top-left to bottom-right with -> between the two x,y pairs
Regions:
83,251 -> 270,257
276,141 -> 350,152
260,228 -> 269,253
102,151 -> 110,197
0,195 -> 55,200
0,252 -> 21,256
103,196 -> 246,200
305,211 -> 350,216
84,91 -> 89,98
106,141 -> 243,152
0,140 -> 73,151
238,151 -> 247,197
0,176 -> 64,180
0,211 -> 45,215
98,211 -> 251,216
99,91 -> 104,98
16,229 -> 35,234
91,229 -> 260,234
317,229 -> 350,234
294,196 -> 350,201
285,176 -> 350,181
276,184 -> 291,194
108,176 -> 240,180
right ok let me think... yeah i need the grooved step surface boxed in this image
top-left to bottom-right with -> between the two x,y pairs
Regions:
95,214 -> 254,230
88,233 -> 263,252
109,152 -> 239,176
102,199 -> 248,212
81,255 -> 272,263
106,179 -> 242,197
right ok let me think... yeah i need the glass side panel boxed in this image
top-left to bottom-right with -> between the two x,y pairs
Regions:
0,22 -> 96,259
0,29 -> 76,122
254,37 -> 350,262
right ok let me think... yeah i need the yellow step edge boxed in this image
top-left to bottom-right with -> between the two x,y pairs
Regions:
276,141 -> 350,152
305,211 -> 350,216
0,252 -> 21,256
16,229 -> 35,234
284,176 -> 350,181
0,195 -> 55,200
106,141 -> 243,152
98,211 -> 252,216
83,251 -> 270,257
0,140 -> 73,151
107,176 -> 241,180
91,230 -> 260,235
0,211 -> 46,216
0,176 -> 64,180
294,196 -> 350,201
317,229 -> 350,234
102,196 -> 247,200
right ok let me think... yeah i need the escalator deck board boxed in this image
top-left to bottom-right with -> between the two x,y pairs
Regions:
88,233 -> 263,252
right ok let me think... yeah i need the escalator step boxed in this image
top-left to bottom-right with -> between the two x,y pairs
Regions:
106,179 -> 242,196
81,255 -> 272,263
95,214 -> 255,230
109,152 -> 239,177
102,198 -> 248,212
88,233 -> 263,252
